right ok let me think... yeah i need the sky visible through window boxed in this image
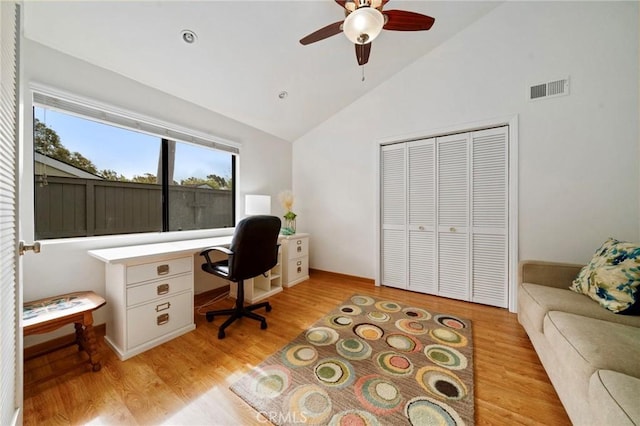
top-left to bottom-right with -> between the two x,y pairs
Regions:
35,107 -> 232,183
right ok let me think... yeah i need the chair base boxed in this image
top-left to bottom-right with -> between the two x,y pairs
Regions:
205,294 -> 272,339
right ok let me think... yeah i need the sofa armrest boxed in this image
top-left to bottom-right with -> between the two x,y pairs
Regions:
519,260 -> 584,289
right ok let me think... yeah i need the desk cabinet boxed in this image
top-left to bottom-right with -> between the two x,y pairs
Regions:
103,255 -> 195,360
281,234 -> 310,288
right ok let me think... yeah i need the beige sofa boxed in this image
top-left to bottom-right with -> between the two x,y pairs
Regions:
517,260 -> 640,425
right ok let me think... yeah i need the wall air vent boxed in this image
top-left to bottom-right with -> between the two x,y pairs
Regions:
529,77 -> 569,101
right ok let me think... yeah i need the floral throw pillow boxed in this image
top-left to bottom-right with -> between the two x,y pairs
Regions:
570,238 -> 640,314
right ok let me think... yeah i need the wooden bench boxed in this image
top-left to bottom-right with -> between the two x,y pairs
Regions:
24,291 -> 106,373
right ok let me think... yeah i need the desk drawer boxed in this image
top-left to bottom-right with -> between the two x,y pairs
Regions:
287,257 -> 309,282
127,273 -> 192,307
127,292 -> 192,349
287,237 -> 309,260
126,257 -> 192,285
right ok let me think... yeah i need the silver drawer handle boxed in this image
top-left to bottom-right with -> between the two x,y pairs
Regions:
297,261 -> 302,266
296,240 -> 302,245
157,313 -> 169,325
157,283 -> 170,295
156,302 -> 171,312
157,264 -> 169,275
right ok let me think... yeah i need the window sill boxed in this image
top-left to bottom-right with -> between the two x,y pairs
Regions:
36,228 -> 236,252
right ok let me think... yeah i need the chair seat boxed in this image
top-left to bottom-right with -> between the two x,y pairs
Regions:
202,261 -> 229,277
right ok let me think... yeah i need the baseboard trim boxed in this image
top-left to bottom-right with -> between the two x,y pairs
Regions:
24,323 -> 106,360
309,268 -> 374,284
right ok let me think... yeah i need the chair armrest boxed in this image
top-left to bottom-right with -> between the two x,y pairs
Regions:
200,246 -> 232,257
200,246 -> 233,266
519,260 -> 584,289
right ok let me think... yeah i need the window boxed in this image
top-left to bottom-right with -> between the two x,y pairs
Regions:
33,101 -> 236,239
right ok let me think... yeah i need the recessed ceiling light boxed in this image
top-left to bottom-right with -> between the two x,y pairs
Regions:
181,30 -> 197,44
278,91 -> 288,100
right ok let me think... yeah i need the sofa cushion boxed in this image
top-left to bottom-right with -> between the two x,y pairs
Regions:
570,238 -> 640,314
518,283 -> 640,334
543,312 -> 640,381
589,370 -> 640,426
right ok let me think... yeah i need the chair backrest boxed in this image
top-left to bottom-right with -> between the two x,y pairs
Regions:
228,215 -> 282,281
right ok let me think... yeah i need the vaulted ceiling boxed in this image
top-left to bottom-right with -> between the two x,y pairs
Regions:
23,0 -> 501,142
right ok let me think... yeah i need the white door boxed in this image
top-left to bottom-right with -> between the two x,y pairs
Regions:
0,2 -> 23,424
380,144 -> 406,288
437,133 -> 470,301
407,139 -> 436,293
470,127 -> 509,307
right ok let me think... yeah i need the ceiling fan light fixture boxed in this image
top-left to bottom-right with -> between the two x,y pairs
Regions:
343,7 -> 384,45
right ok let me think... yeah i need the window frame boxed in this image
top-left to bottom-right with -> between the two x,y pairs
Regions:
30,85 -> 240,241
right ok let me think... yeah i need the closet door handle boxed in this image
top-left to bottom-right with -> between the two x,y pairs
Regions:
450,227 -> 456,232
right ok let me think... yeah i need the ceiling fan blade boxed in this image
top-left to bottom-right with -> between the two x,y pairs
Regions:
383,10 -> 435,31
300,21 -> 344,45
355,43 -> 371,66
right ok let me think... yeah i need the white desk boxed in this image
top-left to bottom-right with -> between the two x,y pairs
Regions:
89,237 -> 234,360
88,235 -> 285,360
88,236 -> 233,265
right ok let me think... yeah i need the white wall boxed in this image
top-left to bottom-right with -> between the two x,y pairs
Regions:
293,2 -> 639,278
20,40 -> 292,343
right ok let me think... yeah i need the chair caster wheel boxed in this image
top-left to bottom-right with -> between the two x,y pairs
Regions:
266,304 -> 272,312
206,313 -> 214,322
218,330 -> 225,339
261,321 -> 268,330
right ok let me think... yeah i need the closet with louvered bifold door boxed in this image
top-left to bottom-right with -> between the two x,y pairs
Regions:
380,126 -> 509,308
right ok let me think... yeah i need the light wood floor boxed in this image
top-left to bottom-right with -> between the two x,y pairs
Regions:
23,271 -> 571,425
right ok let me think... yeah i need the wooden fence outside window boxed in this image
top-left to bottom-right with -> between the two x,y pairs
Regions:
35,175 -> 233,239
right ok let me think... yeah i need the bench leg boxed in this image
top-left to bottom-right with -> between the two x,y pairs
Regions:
74,322 -> 84,351
78,311 -> 101,372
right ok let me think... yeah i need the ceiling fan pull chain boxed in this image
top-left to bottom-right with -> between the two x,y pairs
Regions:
362,65 -> 365,82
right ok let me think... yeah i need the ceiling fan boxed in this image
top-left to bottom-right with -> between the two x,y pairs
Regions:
299,0 -> 435,66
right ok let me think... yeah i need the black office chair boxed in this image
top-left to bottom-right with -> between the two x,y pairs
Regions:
200,215 -> 281,339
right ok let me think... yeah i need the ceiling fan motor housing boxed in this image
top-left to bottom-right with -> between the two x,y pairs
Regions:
346,0 -> 382,13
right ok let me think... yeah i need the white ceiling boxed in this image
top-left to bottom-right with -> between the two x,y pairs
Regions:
23,0 -> 501,142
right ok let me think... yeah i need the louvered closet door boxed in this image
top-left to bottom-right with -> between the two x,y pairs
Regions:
407,139 -> 436,293
381,144 -> 406,288
471,127 -> 508,307
0,2 -> 21,424
437,133 -> 470,301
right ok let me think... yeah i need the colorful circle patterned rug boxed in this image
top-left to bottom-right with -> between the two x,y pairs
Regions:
230,294 -> 474,425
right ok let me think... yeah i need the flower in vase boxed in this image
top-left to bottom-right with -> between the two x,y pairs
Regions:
279,190 -> 295,212
279,190 -> 297,235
